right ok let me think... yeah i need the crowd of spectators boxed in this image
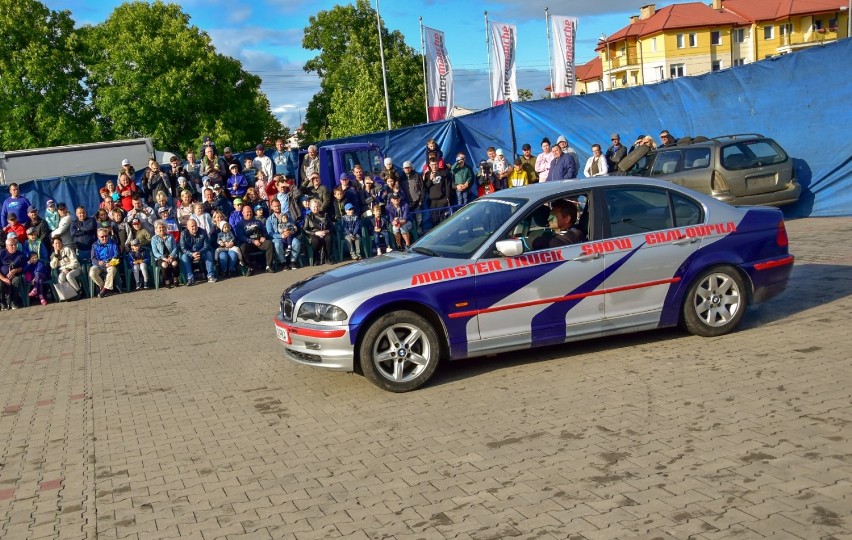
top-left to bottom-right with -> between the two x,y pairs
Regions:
0,130 -> 673,309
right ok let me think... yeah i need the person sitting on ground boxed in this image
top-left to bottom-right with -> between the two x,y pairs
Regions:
90,227 -> 121,298
340,203 -> 362,260
214,221 -> 241,277
532,200 -> 585,250
50,237 -> 82,295
179,217 -> 216,285
151,220 -> 180,288
24,250 -> 50,305
303,198 -> 333,265
386,193 -> 412,251
234,204 -> 275,274
0,235 -> 27,310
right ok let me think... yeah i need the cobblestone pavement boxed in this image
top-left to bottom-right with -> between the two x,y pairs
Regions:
1,217 -> 851,540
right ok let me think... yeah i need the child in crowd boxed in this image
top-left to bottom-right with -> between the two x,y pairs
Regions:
242,157 -> 256,187
214,222 -> 242,272
45,200 -> 59,231
24,251 -> 50,305
192,203 -> 215,238
366,202 -> 391,255
125,239 -> 151,290
508,157 -> 532,188
340,203 -> 362,260
276,214 -> 300,269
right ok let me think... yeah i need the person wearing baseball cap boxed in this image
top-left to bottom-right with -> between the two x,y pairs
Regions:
254,143 -> 273,181
26,206 -> 49,246
451,152 -> 475,206
226,160 -> 248,199
44,200 -> 60,231
519,143 -> 537,182
340,202 -> 363,260
605,133 -> 627,173
400,160 -> 424,216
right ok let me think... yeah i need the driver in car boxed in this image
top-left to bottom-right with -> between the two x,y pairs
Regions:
532,200 -> 585,250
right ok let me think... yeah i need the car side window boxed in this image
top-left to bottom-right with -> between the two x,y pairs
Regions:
742,140 -> 787,166
502,191 -> 590,252
671,192 -> 703,226
682,148 -> 711,170
605,187 -> 673,238
650,151 -> 681,176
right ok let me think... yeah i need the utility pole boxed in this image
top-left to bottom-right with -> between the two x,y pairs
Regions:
375,0 -> 392,131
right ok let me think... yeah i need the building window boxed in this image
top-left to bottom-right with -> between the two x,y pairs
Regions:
814,20 -> 824,30
676,34 -> 685,48
829,18 -> 838,30
764,26 -> 774,39
711,31 -> 722,45
651,37 -> 657,52
733,58 -> 745,67
670,63 -> 685,78
780,23 -> 793,36
619,44 -> 626,57
733,28 -> 745,43
712,60 -> 722,71
689,33 -> 698,47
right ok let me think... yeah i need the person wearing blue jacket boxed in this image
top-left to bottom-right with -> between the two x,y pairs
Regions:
90,227 -> 121,297
272,138 -> 299,180
234,205 -> 275,274
548,144 -> 577,181
386,193 -> 413,250
226,163 -> 248,199
179,218 -> 215,285
266,199 -> 301,270
0,183 -> 33,228
151,220 -> 180,288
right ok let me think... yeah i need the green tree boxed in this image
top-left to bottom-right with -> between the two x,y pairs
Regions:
302,0 -> 425,141
80,1 -> 283,152
517,89 -> 534,102
0,0 -> 94,151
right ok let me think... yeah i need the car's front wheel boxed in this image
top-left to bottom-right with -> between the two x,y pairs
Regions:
359,311 -> 440,392
682,266 -> 747,337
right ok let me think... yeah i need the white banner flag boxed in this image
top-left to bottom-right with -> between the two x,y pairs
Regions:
489,21 -> 517,105
550,15 -> 578,97
424,26 -> 454,122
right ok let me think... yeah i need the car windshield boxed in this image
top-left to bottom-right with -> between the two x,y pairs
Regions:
413,197 -> 526,259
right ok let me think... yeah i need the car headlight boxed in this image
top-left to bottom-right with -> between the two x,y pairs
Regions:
297,302 -> 348,323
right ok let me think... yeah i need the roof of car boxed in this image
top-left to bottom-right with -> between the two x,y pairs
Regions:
480,177 -> 705,199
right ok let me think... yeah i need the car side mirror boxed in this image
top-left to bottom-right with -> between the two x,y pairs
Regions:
495,239 -> 524,257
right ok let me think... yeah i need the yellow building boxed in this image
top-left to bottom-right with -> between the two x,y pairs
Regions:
581,1 -> 850,92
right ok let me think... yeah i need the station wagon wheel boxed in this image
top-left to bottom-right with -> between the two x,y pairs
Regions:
359,311 -> 440,392
682,265 -> 747,337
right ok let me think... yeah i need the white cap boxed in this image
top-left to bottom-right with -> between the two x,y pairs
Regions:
402,161 -> 413,168
384,157 -> 393,166
556,135 -> 568,144
495,148 -> 504,156
121,159 -> 130,166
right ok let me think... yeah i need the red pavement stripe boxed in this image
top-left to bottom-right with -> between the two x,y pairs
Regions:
0,488 -> 14,501
70,394 -> 85,401
10,360 -> 23,365
40,479 -> 63,491
3,405 -> 21,414
37,400 -> 53,407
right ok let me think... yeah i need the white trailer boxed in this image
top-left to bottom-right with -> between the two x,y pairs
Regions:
0,138 -> 155,185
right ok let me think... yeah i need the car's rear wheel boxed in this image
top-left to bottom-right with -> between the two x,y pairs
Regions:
683,266 -> 747,337
359,311 -> 440,392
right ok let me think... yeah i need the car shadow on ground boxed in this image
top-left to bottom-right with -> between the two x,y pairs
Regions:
427,262 -> 852,389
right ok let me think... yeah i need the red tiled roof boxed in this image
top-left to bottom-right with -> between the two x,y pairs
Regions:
599,2 -> 749,48
722,0 -> 847,22
576,56 -> 602,82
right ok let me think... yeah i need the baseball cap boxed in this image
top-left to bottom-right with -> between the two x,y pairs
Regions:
121,159 -> 130,166
178,176 -> 187,183
255,144 -> 264,150
233,198 -> 243,205
229,163 -> 239,170
27,206 -> 37,214
339,173 -> 349,180
402,161 -> 412,168
223,146 -> 232,153
389,192 -> 401,199
158,206 -> 171,214
130,217 -> 141,224
344,203 -> 354,211
611,133 -> 620,140
130,239 -> 141,246
557,135 -> 568,144
522,143 -> 532,151
384,157 -> 393,166
479,160 -> 488,167
495,149 -> 504,156
26,227 -> 35,235
5,233 -> 17,241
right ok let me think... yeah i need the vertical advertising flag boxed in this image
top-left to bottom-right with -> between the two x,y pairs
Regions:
550,15 -> 578,97
424,27 -> 454,121
489,21 -> 518,105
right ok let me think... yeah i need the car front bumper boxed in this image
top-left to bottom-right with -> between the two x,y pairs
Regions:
273,315 -> 355,371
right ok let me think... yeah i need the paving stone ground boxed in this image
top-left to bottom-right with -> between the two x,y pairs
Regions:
1,216 -> 851,540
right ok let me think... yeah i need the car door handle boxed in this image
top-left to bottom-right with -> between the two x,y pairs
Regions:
573,252 -> 602,261
672,237 -> 699,245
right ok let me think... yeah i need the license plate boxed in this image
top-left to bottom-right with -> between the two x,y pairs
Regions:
276,325 -> 291,344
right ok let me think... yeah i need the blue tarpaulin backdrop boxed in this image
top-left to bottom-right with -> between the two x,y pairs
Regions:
5,39 -> 851,217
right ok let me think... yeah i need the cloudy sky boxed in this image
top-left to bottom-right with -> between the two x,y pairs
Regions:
46,0 -> 688,129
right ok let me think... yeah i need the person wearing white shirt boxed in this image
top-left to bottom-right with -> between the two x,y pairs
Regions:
534,138 -> 555,182
252,144 -> 274,181
584,144 -> 610,178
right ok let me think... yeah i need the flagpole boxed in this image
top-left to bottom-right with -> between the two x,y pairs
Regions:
419,17 -> 429,122
545,7 -> 554,99
375,0 -> 392,130
485,10 -> 492,105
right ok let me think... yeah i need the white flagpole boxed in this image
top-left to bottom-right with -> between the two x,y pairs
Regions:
485,11 -> 492,105
375,0 -> 392,130
546,7 -> 554,99
419,17 -> 429,121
